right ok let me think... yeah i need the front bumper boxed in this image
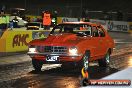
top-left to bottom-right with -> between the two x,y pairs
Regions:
27,52 -> 82,57
27,52 -> 83,62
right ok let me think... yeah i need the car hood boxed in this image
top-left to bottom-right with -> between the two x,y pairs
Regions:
29,33 -> 86,46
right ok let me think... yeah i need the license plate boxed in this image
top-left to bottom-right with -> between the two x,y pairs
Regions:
46,56 -> 59,61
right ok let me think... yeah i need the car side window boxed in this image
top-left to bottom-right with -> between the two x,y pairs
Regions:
92,26 -> 99,37
98,28 -> 105,37
84,25 -> 92,36
76,24 -> 92,36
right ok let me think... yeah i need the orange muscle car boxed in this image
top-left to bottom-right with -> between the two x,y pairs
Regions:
27,22 -> 115,71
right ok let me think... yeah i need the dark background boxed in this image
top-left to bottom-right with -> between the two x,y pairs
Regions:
0,0 -> 132,17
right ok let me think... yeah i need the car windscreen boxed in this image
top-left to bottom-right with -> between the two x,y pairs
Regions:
50,24 -> 92,36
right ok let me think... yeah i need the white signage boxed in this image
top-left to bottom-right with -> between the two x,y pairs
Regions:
62,17 -> 79,23
90,19 -> 129,32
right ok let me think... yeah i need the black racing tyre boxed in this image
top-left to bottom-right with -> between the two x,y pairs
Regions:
98,52 -> 110,67
32,59 -> 43,72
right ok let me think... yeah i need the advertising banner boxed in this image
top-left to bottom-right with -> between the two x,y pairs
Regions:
106,21 -> 129,32
0,30 -> 50,52
5,31 -> 32,52
90,19 -> 129,32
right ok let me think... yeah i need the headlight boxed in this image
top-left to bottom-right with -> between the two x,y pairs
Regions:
69,47 -> 78,55
28,48 -> 37,53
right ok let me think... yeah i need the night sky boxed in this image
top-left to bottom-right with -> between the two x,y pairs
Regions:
0,0 -> 132,16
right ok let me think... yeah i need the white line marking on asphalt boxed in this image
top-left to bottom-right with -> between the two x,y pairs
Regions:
114,39 -> 132,44
41,64 -> 61,70
115,42 -> 132,44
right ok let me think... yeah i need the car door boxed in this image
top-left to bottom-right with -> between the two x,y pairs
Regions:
97,26 -> 108,56
91,26 -> 101,58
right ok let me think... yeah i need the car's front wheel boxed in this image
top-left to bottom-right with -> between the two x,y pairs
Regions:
32,59 -> 43,71
61,51 -> 90,70
98,52 -> 110,67
79,51 -> 90,70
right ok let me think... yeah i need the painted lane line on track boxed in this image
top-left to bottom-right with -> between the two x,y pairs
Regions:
41,64 -> 61,71
114,39 -> 132,44
115,42 -> 132,44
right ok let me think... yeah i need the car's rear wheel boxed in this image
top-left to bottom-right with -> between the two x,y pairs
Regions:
98,51 -> 110,67
32,59 -> 43,72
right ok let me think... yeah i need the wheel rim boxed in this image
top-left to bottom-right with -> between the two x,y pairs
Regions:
106,53 -> 110,64
83,55 -> 89,70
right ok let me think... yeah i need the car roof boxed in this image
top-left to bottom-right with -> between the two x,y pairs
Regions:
60,22 -> 99,26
